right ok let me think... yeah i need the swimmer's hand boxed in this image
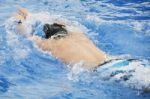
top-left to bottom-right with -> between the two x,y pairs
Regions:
14,7 -> 29,22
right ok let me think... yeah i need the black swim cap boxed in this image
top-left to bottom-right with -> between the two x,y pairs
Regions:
43,23 -> 67,39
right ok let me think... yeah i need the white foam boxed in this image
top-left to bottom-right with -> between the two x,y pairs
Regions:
124,61 -> 150,91
66,58 -> 150,91
101,60 -> 150,91
67,62 -> 86,81
86,15 -> 105,24
5,18 -> 31,61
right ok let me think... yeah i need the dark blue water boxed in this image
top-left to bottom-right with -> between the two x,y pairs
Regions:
0,0 -> 150,99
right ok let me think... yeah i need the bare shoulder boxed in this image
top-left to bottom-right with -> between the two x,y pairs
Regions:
31,36 -> 55,51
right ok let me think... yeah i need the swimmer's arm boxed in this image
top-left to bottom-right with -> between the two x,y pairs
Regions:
30,36 -> 52,51
30,35 -> 42,44
30,35 -> 44,48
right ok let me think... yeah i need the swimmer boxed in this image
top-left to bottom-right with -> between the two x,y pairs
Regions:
14,8 -> 107,70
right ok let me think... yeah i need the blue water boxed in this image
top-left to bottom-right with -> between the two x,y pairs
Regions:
0,0 -> 150,99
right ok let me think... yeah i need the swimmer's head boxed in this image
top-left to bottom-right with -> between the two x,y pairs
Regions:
43,23 -> 67,39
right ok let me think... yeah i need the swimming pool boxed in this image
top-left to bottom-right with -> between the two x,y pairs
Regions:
0,0 -> 150,99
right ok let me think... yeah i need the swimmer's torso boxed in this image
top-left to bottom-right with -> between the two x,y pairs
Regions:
33,32 -> 106,69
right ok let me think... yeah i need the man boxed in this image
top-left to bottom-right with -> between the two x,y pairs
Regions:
15,8 -> 107,70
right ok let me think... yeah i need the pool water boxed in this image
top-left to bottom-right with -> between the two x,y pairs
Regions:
0,0 -> 150,99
